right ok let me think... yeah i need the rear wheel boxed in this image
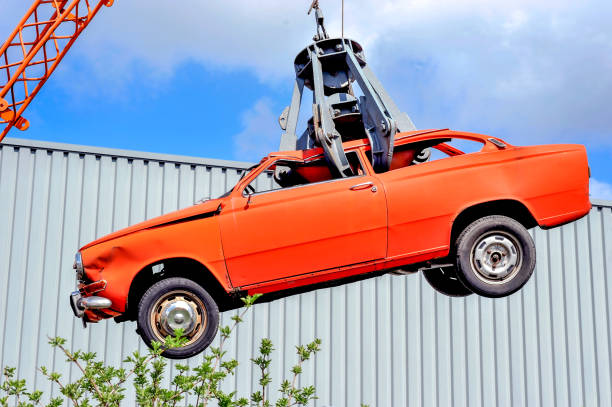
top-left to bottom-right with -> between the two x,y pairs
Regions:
137,277 -> 219,359
455,215 -> 535,298
423,266 -> 473,297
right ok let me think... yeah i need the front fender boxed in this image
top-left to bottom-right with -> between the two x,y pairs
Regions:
81,216 -> 230,313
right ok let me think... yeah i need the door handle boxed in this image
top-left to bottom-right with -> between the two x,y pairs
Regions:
350,181 -> 375,191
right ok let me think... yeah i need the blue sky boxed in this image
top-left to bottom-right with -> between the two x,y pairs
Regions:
2,0 -> 611,199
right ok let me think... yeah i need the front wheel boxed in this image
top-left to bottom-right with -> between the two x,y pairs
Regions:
455,215 -> 536,298
137,277 -> 219,359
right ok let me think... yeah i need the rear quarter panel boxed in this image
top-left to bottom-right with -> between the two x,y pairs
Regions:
509,144 -> 591,226
379,143 -> 590,260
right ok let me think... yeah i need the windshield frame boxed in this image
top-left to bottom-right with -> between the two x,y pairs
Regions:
216,157 -> 270,199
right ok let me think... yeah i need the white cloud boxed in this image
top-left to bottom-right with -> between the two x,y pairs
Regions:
233,98 -> 280,162
348,0 -> 612,146
2,0 -> 612,146
590,178 -> 612,201
70,1 -> 314,82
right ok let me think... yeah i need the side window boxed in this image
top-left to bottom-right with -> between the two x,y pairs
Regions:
367,138 -> 485,173
244,152 -> 364,195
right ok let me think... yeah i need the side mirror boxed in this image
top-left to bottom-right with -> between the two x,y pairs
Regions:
243,186 -> 255,207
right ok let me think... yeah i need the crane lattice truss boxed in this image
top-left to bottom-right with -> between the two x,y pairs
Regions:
0,0 -> 113,142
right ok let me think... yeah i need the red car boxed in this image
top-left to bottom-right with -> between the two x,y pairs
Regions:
70,129 -> 591,358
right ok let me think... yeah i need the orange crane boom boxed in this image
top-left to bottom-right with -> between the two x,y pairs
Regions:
0,0 -> 113,142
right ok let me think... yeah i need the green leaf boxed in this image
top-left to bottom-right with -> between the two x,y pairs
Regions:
241,293 -> 263,307
47,337 -> 66,348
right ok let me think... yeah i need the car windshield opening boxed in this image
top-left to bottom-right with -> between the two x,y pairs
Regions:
211,162 -> 263,200
243,152 -> 364,195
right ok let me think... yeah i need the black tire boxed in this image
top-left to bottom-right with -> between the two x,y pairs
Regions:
137,277 -> 219,359
455,215 -> 535,298
423,266 -> 473,297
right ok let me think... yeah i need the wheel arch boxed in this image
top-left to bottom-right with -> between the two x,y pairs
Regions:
123,257 -> 234,321
450,199 -> 537,251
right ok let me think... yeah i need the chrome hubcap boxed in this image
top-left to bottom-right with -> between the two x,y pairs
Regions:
160,300 -> 197,335
151,290 -> 206,346
471,232 -> 521,284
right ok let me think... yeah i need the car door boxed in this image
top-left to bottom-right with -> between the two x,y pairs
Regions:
218,152 -> 387,288
375,136 -> 488,259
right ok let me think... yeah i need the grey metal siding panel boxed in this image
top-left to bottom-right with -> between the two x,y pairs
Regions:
1,139 -> 612,406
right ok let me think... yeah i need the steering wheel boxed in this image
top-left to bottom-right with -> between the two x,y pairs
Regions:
273,172 -> 284,186
245,183 -> 256,195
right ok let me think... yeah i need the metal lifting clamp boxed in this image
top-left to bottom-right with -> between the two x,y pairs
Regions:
278,1 -> 417,175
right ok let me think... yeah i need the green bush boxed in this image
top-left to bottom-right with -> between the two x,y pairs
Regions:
0,295 -> 322,407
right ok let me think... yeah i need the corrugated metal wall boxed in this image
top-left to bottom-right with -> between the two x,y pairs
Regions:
1,137 -> 611,407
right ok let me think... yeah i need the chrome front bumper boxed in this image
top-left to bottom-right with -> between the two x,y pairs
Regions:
70,290 -> 112,319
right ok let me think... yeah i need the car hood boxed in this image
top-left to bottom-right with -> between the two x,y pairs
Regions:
80,198 -> 224,251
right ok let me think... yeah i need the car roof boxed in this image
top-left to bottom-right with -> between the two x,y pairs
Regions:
266,129 -> 504,161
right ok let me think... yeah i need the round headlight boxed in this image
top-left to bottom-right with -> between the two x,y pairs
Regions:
73,252 -> 84,280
